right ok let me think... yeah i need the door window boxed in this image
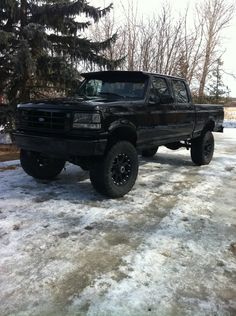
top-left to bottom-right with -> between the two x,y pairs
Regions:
150,77 -> 169,100
172,80 -> 189,103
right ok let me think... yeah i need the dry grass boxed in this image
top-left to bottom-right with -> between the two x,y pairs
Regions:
224,107 -> 236,120
0,144 -> 19,162
0,165 -> 18,171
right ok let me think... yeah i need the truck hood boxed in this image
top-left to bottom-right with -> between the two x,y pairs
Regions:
17,97 -> 137,112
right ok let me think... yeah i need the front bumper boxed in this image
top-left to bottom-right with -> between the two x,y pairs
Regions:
13,132 -> 107,158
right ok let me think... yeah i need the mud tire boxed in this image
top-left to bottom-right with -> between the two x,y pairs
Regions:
20,149 -> 65,180
191,131 -> 214,166
90,141 -> 138,198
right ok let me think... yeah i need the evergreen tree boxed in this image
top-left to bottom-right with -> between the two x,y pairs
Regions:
0,0 -> 121,109
207,58 -> 230,103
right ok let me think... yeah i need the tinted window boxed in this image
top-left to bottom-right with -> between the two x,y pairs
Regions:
172,80 -> 189,103
150,77 -> 169,99
77,78 -> 147,100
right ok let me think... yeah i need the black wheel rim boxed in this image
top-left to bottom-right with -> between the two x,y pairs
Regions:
203,139 -> 213,158
32,153 -> 50,168
111,153 -> 132,186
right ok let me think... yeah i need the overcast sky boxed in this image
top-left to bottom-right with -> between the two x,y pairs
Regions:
91,0 -> 236,96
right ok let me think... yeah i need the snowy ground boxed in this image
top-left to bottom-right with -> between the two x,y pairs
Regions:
0,132 -> 12,144
224,120 -> 236,128
0,129 -> 236,316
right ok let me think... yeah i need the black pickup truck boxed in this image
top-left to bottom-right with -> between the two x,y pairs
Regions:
14,71 -> 224,198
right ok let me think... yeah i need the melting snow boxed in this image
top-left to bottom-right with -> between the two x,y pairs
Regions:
0,129 -> 236,315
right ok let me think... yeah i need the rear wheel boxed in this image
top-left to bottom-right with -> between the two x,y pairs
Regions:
90,141 -> 138,198
20,149 -> 65,180
191,131 -> 214,166
142,146 -> 158,157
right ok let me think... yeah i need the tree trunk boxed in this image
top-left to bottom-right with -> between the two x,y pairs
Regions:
198,47 -> 211,99
20,0 -> 27,28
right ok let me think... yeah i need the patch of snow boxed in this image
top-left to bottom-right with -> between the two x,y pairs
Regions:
70,170 -> 231,316
224,119 -> 236,128
0,160 -> 19,168
0,130 -> 236,315
0,132 -> 12,144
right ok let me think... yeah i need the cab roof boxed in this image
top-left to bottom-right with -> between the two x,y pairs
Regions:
81,70 -> 184,81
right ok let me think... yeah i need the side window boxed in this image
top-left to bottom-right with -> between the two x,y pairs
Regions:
150,77 -> 169,99
172,80 -> 189,103
83,79 -> 102,96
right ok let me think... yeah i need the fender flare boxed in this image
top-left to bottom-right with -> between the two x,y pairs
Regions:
108,120 -> 137,145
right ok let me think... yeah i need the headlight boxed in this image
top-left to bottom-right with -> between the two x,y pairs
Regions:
73,112 -> 101,129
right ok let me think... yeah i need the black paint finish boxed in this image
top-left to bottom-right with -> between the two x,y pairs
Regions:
14,71 -> 224,158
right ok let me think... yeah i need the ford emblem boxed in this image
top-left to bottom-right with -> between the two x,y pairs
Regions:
38,117 -> 45,122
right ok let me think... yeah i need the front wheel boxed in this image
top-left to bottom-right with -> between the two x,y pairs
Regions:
90,141 -> 138,198
191,131 -> 214,166
20,149 -> 65,180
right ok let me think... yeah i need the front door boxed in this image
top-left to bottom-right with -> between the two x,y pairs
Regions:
148,76 -> 178,143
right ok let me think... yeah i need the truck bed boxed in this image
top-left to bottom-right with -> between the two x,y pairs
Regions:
193,104 -> 224,136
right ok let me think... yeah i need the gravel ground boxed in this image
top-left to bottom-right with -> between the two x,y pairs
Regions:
0,129 -> 236,316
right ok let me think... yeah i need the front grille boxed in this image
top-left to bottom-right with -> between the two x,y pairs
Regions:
18,109 -> 68,132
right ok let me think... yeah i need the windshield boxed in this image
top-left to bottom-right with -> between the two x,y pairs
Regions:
76,77 -> 147,100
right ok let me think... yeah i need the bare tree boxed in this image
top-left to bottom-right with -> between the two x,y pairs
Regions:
86,0 -> 235,100
197,0 -> 234,99
175,7 -> 204,84
121,3 -> 185,75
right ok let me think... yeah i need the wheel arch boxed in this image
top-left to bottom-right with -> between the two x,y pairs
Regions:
107,121 -> 137,148
203,120 -> 215,133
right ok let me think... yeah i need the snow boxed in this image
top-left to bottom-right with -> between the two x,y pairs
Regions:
224,120 -> 236,128
0,132 -> 12,144
0,125 -> 12,143
0,129 -> 236,315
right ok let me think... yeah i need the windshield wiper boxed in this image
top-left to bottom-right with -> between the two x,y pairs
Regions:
99,92 -> 124,99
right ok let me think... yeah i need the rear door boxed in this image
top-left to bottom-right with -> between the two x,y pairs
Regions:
171,79 -> 195,138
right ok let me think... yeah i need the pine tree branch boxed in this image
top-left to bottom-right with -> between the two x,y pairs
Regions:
0,0 -> 21,32
0,30 -> 14,49
91,34 -> 118,52
1,0 -> 121,109
82,52 -> 124,70
82,2 -> 113,22
29,12 -> 91,34
22,23 -> 51,54
36,55 -> 80,89
30,1 -> 113,27
47,33 -> 118,54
